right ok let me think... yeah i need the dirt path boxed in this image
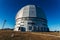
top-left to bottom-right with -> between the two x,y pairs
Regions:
31,33 -> 60,38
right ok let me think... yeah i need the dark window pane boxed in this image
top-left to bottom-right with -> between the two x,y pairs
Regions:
29,26 -> 32,30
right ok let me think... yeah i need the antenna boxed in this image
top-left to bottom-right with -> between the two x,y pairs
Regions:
2,20 -> 6,30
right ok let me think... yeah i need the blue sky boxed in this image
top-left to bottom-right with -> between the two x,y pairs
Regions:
0,0 -> 60,31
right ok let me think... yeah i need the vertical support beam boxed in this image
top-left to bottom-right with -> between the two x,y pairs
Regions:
2,20 -> 6,29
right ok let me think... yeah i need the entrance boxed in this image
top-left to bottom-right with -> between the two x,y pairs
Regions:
18,27 -> 26,32
29,26 -> 33,31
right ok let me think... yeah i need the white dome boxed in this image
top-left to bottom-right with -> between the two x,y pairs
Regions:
16,5 -> 46,20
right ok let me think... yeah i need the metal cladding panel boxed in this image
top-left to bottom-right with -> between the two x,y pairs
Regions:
23,6 -> 30,17
16,5 -> 37,19
29,5 -> 36,17
36,6 -> 46,19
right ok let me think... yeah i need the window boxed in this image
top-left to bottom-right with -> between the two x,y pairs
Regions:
20,25 -> 24,26
28,22 -> 35,25
17,23 -> 20,25
21,22 -> 24,23
29,26 -> 32,30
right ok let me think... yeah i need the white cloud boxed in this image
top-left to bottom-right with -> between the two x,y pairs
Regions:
49,24 -> 60,31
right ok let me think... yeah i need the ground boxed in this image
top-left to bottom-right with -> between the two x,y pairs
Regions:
0,30 -> 60,40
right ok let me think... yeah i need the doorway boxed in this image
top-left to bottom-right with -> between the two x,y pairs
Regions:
18,27 -> 26,32
29,26 -> 33,32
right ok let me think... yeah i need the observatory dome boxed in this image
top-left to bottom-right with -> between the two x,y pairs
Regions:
16,5 -> 46,19
14,5 -> 49,32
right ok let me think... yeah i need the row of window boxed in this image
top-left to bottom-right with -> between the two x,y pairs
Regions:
16,17 -> 47,22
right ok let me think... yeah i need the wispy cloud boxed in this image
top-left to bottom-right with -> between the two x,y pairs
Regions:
49,24 -> 60,31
